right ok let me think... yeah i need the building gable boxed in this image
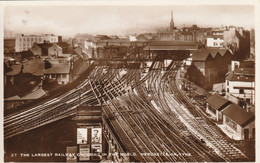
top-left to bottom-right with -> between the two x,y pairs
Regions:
222,104 -> 254,127
206,93 -> 232,111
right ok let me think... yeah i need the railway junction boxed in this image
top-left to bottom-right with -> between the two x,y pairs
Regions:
4,47 -> 250,162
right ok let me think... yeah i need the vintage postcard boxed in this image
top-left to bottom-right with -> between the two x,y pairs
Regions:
1,0 -> 258,162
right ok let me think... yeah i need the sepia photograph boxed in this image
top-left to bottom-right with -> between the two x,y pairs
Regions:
1,0 -> 258,162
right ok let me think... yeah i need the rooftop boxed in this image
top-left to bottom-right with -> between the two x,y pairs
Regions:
191,50 -> 211,61
179,30 -> 193,35
144,45 -> 197,51
21,88 -> 46,100
4,57 -> 16,62
208,49 -> 230,58
218,49 -> 230,56
4,95 -> 21,101
226,68 -> 255,82
17,34 -> 57,37
222,104 -> 254,127
37,43 -> 53,50
234,68 -> 255,76
6,64 -> 22,76
44,64 -> 70,74
206,93 -> 231,111
57,42 -> 69,48
23,58 -> 44,76
143,41 -> 197,51
208,35 -> 224,39
149,40 -> 196,46
208,49 -> 219,58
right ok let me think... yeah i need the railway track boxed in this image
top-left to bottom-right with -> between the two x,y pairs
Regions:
91,61 -> 217,162
148,60 -> 247,162
4,66 -> 116,139
165,68 -> 247,161
4,60 -> 248,162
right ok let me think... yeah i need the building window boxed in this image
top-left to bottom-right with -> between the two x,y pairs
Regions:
226,117 -> 237,131
227,88 -> 229,92
227,81 -> 229,86
239,89 -> 244,94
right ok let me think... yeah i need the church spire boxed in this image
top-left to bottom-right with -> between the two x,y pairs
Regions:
171,10 -> 173,22
170,10 -> 174,32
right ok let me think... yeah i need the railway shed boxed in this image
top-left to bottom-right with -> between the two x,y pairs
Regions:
206,93 -> 232,122
143,40 -> 198,60
222,104 -> 255,140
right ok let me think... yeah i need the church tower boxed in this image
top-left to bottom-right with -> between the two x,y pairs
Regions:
170,10 -> 174,32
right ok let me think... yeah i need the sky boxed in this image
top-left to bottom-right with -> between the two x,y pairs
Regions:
4,5 -> 255,38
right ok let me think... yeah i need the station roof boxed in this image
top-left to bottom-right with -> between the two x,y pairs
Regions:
222,104 -> 255,127
149,40 -> 196,46
143,41 -> 197,51
206,93 -> 231,111
144,45 -> 197,51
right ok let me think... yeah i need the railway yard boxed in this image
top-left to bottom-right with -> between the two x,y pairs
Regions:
4,60 -> 251,162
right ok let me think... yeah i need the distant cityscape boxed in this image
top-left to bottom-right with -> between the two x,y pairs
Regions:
3,8 -> 255,163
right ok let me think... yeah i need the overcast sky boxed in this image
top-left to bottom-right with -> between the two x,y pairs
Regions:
4,5 -> 254,37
